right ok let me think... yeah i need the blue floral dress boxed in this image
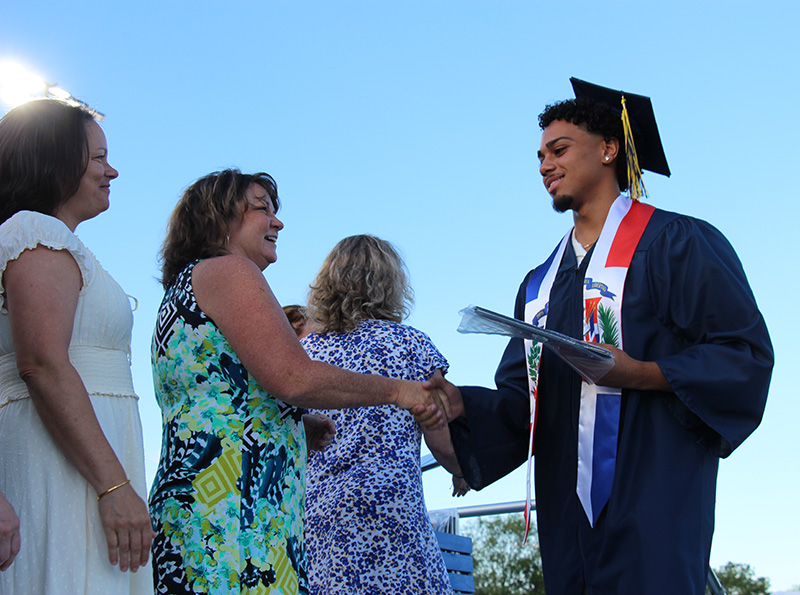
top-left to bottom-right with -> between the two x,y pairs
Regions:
149,261 -> 308,595
302,319 -> 453,595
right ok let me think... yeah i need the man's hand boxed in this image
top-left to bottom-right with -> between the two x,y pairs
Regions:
596,344 -> 671,392
392,377 -> 447,430
424,369 -> 464,422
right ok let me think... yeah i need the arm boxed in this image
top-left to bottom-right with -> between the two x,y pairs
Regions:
0,489 -> 19,571
423,424 -> 472,497
422,370 -> 463,477
422,425 -> 462,478
428,279 -> 535,490
637,217 -> 772,455
422,371 -> 470,496
4,246 -> 152,572
595,344 -> 671,391
192,255 -> 444,426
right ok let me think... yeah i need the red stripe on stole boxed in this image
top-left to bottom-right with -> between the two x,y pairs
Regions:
605,202 -> 655,267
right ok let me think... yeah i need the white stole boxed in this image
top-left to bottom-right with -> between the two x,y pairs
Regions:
523,195 -> 654,529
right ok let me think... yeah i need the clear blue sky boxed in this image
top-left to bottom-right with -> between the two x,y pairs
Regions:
2,0 -> 797,589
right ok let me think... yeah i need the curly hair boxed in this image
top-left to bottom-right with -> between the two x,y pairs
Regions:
159,169 -> 279,288
538,97 -> 628,190
306,235 -> 413,334
0,99 -> 96,224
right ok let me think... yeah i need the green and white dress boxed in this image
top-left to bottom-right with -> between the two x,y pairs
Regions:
150,260 -> 307,595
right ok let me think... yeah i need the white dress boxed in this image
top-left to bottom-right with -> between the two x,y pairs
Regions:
0,211 -> 152,594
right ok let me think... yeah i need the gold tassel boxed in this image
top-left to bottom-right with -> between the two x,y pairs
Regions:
621,96 -> 647,201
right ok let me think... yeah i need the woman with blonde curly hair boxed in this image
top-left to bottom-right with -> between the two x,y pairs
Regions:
302,234 -> 465,595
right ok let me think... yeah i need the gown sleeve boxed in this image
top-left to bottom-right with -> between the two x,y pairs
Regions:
449,276 -> 533,490
644,216 -> 773,457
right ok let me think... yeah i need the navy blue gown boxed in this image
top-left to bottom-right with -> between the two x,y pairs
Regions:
450,208 -> 773,595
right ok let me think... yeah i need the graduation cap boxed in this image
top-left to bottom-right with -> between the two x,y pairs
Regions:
570,77 -> 670,200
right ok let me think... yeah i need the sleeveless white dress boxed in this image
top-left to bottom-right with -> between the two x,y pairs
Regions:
0,211 -> 152,594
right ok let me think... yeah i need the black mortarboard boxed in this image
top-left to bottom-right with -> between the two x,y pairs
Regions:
570,77 -> 670,198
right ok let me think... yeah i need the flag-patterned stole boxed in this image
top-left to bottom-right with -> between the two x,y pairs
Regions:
523,195 -> 654,533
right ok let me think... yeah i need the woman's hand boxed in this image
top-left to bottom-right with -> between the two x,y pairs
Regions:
97,484 -> 154,572
303,413 -> 336,451
392,381 -> 447,430
0,490 -> 20,571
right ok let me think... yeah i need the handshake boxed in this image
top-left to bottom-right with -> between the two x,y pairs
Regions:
402,370 -> 464,430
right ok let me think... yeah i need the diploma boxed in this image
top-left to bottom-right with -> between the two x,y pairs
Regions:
457,305 -> 615,384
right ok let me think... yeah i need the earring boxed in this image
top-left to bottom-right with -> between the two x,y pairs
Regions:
604,156 -> 610,161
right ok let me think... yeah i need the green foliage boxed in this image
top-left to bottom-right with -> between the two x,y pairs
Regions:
461,524 -> 773,595
461,514 -> 546,595
598,304 -> 620,347
527,343 -> 541,385
707,562 -> 770,595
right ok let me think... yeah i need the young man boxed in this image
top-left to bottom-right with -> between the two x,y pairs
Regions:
435,79 -> 773,594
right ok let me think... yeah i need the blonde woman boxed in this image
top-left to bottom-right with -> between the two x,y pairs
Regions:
302,234 -> 462,594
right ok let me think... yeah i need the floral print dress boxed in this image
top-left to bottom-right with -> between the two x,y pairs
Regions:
150,261 -> 307,595
302,319 -> 453,595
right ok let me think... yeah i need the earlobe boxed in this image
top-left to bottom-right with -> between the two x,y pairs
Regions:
602,138 -> 620,164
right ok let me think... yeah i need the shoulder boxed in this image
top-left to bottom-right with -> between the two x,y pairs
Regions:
369,320 -> 448,370
2,210 -> 61,229
192,254 -> 267,291
361,319 -> 430,343
633,206 -> 756,307
643,207 -> 728,246
191,254 -> 278,322
0,210 -> 79,253
639,207 -> 742,264
0,211 -> 93,310
369,318 -> 415,334
392,321 -> 436,345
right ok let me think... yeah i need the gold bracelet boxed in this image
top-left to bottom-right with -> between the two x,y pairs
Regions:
96,479 -> 131,501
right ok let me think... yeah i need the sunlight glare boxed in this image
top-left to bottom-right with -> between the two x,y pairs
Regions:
0,60 -> 46,108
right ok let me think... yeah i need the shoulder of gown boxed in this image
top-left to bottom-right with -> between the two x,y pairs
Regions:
629,208 -> 773,456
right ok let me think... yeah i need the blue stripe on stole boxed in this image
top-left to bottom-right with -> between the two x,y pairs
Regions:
591,392 -> 621,524
526,242 -> 562,303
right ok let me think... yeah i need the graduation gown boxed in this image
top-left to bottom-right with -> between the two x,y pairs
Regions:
450,208 -> 773,595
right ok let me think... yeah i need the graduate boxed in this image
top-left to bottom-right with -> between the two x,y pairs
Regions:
429,79 -> 774,594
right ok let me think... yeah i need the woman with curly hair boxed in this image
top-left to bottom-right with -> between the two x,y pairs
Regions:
149,171 -> 446,594
302,234 -> 464,594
